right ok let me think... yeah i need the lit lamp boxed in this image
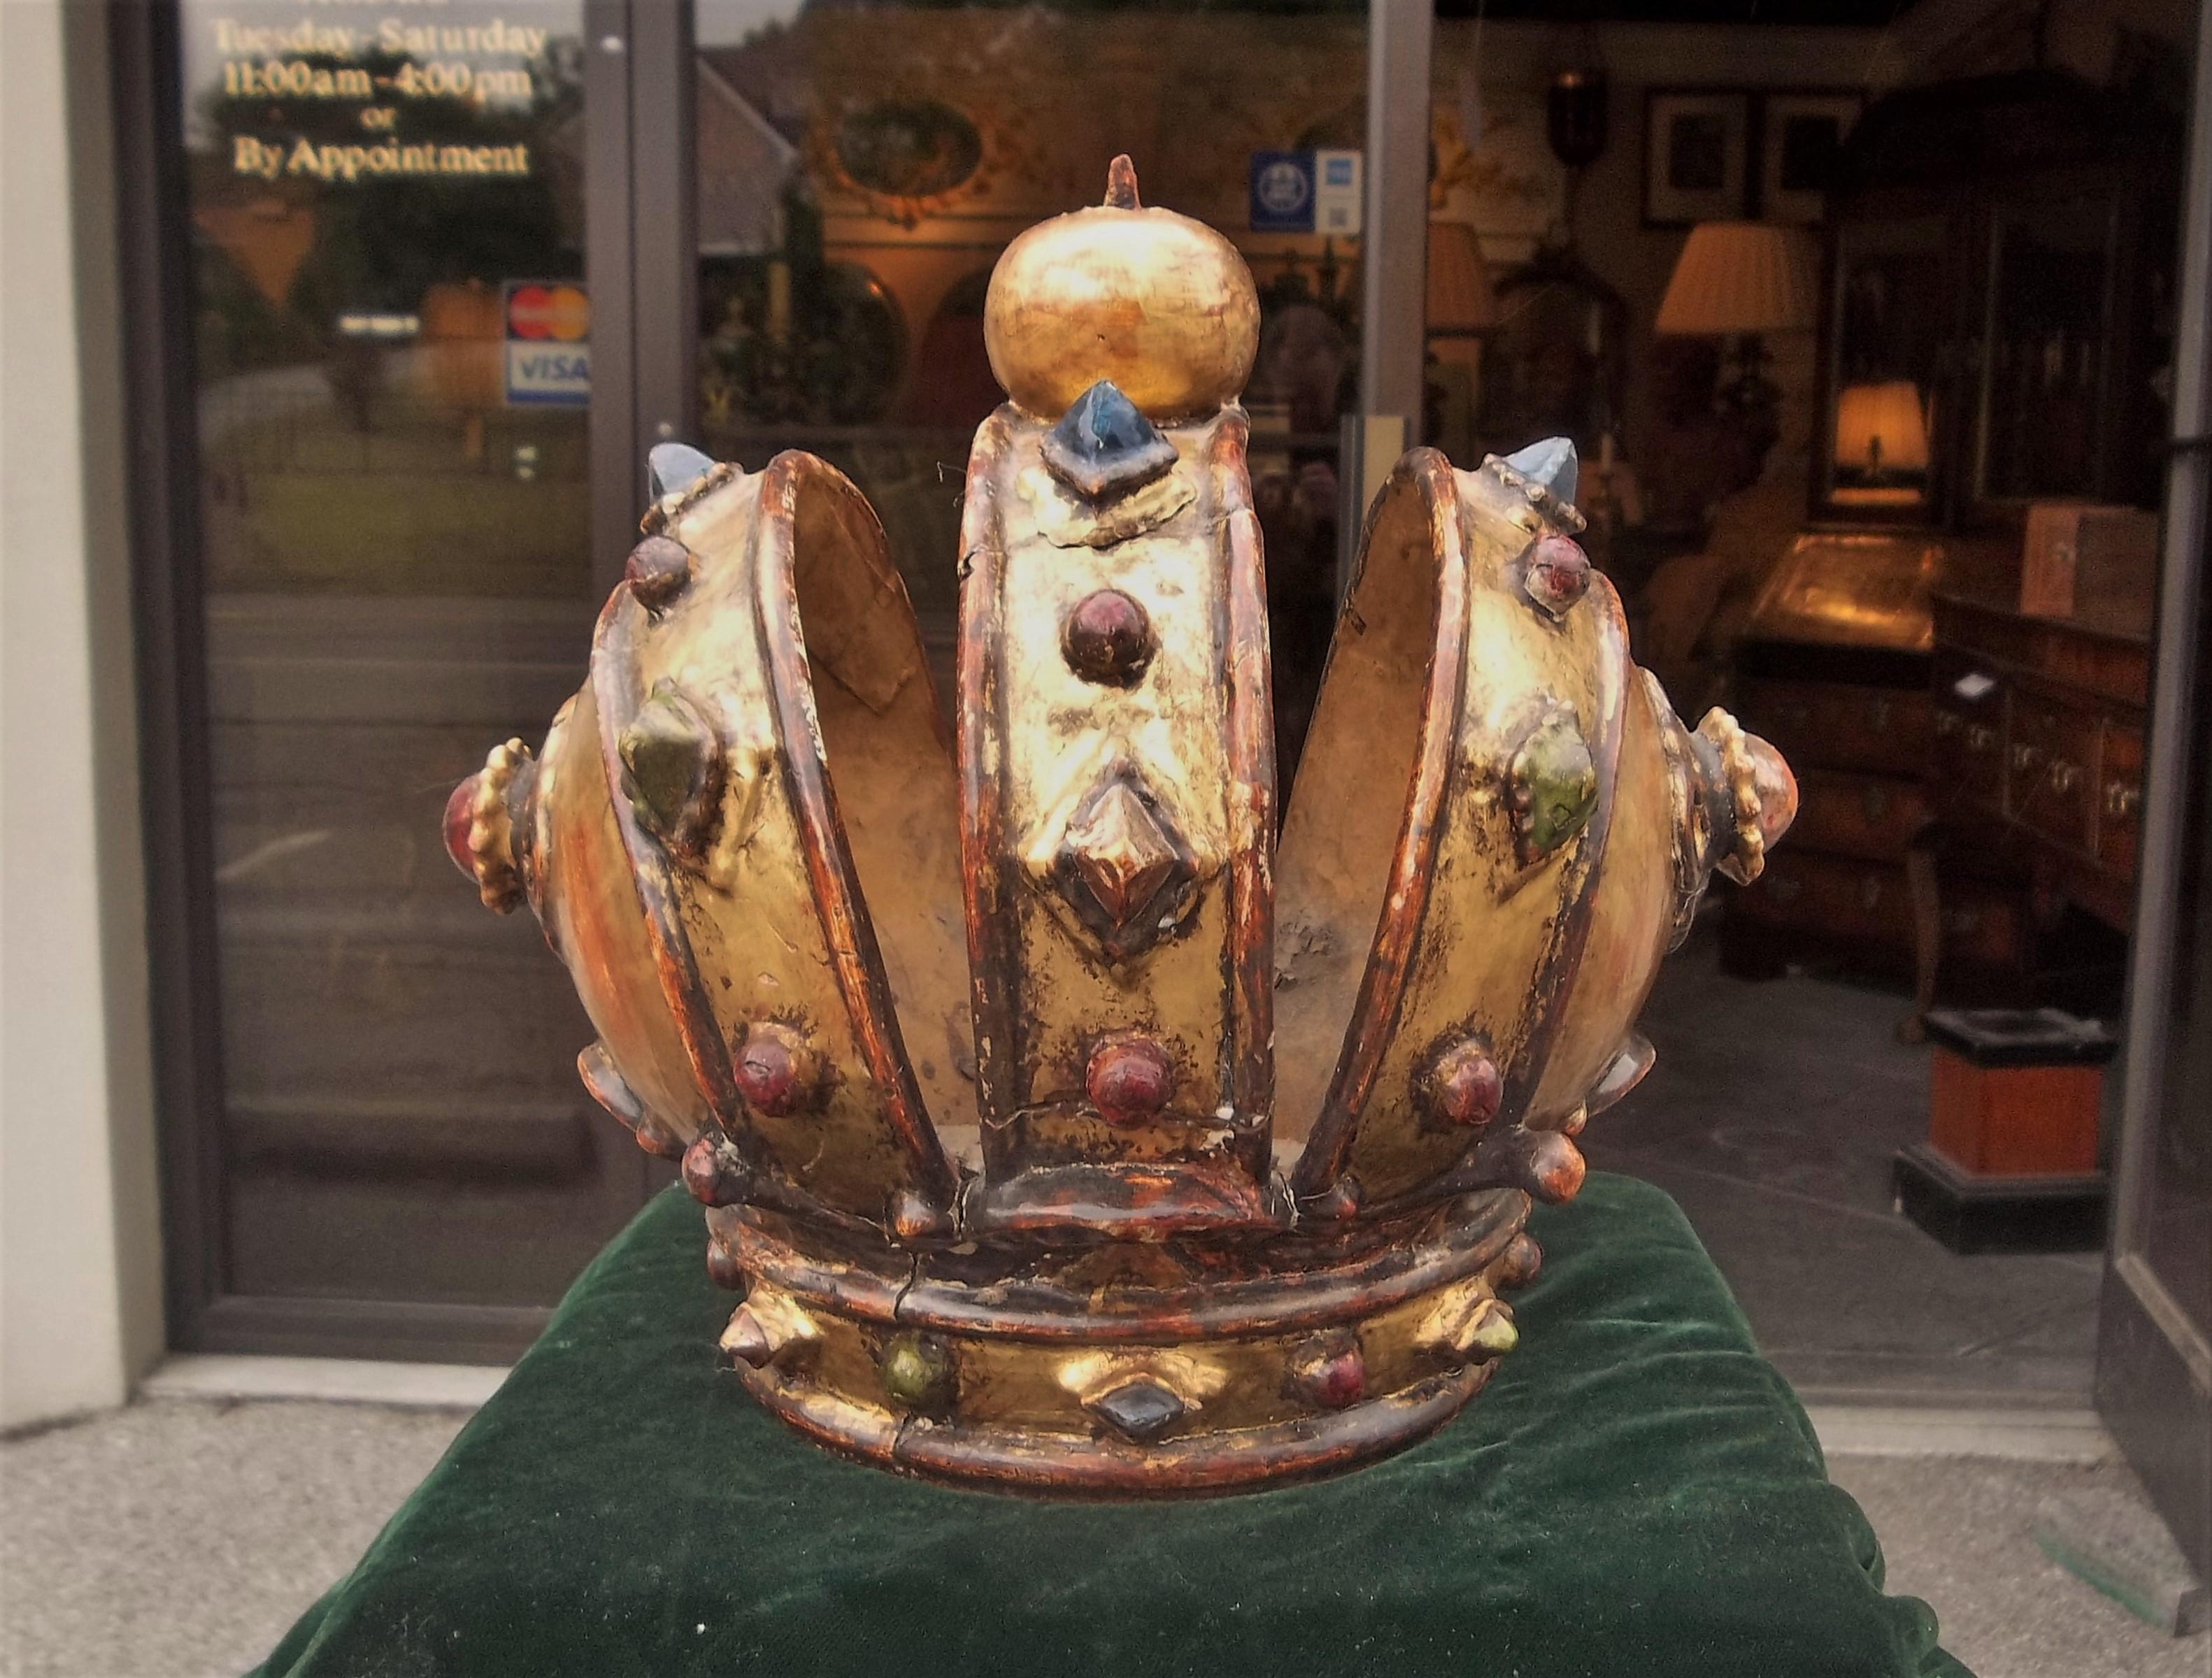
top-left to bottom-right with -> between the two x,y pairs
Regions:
1655,221 -> 1815,467
1426,216 -> 1498,364
1832,380 -> 1929,503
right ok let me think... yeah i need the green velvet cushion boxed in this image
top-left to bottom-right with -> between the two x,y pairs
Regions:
252,1174 -> 1968,1677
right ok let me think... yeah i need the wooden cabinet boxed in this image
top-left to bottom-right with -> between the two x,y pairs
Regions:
1813,72 -> 2180,529
1929,593 -> 2150,933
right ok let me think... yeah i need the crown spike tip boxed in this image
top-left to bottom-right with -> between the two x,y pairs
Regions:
1503,436 -> 1578,505
1104,154 -> 1141,210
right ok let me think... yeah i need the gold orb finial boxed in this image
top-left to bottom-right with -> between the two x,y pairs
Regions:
983,155 -> 1260,422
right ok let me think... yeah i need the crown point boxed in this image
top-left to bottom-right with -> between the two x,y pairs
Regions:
648,441 -> 715,500
681,1133 -> 751,1207
1084,1375 -> 1187,1443
1429,1039 -> 1503,1130
1460,1300 -> 1519,1360
1525,534 -> 1592,617
625,534 -> 692,610
1525,1131 -> 1586,1205
1104,153 -> 1140,209
889,1189 -> 954,1243
1502,436 -> 1579,505
1086,1035 -> 1175,1128
720,1305 -> 773,1369
1305,1175 -> 1362,1224
878,1331 -> 957,1414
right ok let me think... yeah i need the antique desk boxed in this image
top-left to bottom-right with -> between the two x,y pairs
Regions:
1725,531 -> 1949,982
250,1177 -> 1964,1678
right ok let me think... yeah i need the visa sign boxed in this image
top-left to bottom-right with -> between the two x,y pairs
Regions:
503,280 -> 590,407
505,341 -> 590,406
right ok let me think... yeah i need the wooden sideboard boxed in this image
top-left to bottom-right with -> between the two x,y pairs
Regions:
1929,591 -> 2149,934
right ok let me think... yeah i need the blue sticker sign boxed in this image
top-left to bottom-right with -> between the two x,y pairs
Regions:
1249,151 -> 1315,232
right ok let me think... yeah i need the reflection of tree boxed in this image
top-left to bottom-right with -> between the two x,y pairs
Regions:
699,185 -> 906,426
194,45 -> 583,379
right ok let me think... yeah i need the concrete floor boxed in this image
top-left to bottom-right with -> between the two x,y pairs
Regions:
2,1396 -> 2205,1678
1603,923 -> 2106,1405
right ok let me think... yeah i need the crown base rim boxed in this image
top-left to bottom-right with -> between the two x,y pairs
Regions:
708,1190 -> 1534,1497
741,1361 -> 1497,1500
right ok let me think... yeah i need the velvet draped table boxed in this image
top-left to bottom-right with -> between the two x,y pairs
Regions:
251,1174 -> 1969,1677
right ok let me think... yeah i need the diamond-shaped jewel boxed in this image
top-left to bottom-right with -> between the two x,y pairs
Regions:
1041,380 -> 1180,500
1085,1376 -> 1187,1443
1068,782 -> 1178,926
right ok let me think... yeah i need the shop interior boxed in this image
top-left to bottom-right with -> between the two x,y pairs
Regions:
165,0 -> 2204,1433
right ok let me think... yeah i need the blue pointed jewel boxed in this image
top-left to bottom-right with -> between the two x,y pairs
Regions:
648,442 -> 716,500
1503,436 -> 1578,507
1040,380 -> 1180,500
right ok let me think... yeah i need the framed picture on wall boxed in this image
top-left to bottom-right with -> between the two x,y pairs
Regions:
1757,91 -> 1864,222
1643,89 -> 1752,227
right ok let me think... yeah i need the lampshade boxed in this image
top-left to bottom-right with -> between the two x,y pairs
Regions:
1832,380 -> 1929,471
1426,217 -> 1498,336
1654,222 -> 1815,336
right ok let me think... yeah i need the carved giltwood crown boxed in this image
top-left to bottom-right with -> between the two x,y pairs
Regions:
445,157 -> 1795,1498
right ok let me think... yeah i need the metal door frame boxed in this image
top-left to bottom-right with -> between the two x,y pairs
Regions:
113,0 -> 686,1362
2097,0 -> 2212,1579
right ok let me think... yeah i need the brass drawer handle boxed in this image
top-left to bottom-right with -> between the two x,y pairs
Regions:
1934,711 -> 1962,737
2047,760 -> 2081,795
1967,724 -> 1997,752
1867,698 -> 1894,731
2011,743 -> 2043,773
2104,781 -> 2141,819
1768,874 -> 1804,903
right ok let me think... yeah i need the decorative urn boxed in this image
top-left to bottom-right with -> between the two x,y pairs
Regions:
444,158 -> 1795,1498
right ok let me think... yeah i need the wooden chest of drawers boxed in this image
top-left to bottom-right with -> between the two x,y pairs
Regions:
1724,644 -> 1938,979
1929,594 -> 2150,932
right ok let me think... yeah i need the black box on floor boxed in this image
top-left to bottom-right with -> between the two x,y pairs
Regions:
1892,1141 -> 2106,1254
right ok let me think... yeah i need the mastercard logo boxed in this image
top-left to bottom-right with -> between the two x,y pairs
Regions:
508,284 -> 589,343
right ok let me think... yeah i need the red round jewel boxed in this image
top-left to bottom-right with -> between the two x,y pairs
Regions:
1526,535 -> 1591,612
1432,1041 -> 1503,1129
1062,589 -> 1154,685
443,775 -> 480,877
1085,1036 -> 1174,1127
736,1032 -> 804,1117
1306,1346 -> 1366,1410
625,535 -> 692,609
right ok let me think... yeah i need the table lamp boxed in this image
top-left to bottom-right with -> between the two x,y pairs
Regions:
1655,221 -> 1815,466
1832,380 -> 1929,501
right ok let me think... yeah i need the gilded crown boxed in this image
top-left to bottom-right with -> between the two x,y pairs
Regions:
444,159 -> 1795,1498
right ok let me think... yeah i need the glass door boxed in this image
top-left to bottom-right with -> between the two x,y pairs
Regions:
688,0 -> 1366,772
151,0 -> 652,1358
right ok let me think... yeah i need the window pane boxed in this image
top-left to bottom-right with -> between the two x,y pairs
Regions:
173,0 -> 645,1316
693,0 -> 1364,774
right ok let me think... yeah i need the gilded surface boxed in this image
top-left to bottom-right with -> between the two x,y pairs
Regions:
443,157 -> 1797,1497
